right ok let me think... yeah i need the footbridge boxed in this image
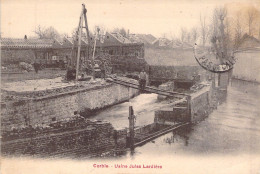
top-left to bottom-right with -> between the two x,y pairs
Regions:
106,77 -> 191,100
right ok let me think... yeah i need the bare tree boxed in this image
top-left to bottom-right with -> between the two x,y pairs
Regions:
247,7 -> 259,36
34,25 -> 60,39
180,27 -> 187,43
191,27 -> 199,43
234,12 -> 243,49
259,27 -> 260,39
210,7 -> 233,62
200,13 -> 209,47
112,27 -> 127,36
34,25 -> 46,39
225,17 -> 232,50
186,32 -> 191,43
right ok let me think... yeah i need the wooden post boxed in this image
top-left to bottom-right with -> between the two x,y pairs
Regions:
128,106 -> 135,148
76,9 -> 83,80
91,28 -> 98,80
186,95 -> 192,122
82,4 -> 95,79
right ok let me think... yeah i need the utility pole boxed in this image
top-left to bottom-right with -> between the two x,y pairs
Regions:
128,106 -> 135,148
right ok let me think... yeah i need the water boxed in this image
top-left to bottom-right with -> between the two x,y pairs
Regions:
1,79 -> 260,174
128,79 -> 260,157
94,79 -> 260,156
91,93 -> 173,130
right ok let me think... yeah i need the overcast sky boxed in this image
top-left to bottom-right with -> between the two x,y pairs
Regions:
1,0 -> 259,39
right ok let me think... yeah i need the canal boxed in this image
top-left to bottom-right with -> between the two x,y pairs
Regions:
90,93 -> 174,130
1,79 -> 259,174
93,79 -> 260,157
126,79 -> 260,158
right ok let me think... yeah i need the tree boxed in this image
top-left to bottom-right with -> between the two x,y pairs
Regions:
200,13 -> 209,47
187,32 -> 191,43
191,27 -> 199,43
34,25 -> 60,39
234,12 -> 243,49
259,27 -> 260,39
180,27 -> 187,43
210,7 -> 232,62
112,27 -> 127,37
247,7 -> 259,36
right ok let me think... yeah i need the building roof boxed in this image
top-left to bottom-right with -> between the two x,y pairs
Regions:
136,34 -> 157,45
128,34 -> 143,43
0,38 -> 53,49
1,33 -> 141,49
109,32 -> 132,44
128,34 -> 157,46
238,34 -> 260,49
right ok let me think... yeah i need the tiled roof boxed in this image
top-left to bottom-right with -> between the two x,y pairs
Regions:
64,37 -> 74,44
0,38 -> 53,48
128,34 -> 143,43
0,34 -> 141,49
128,34 -> 157,45
136,34 -> 157,44
109,32 -> 132,44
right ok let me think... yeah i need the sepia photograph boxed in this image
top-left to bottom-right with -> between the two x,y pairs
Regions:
1,0 -> 260,173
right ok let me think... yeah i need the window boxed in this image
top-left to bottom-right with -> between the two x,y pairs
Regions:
107,36 -> 109,39
52,117 -> 56,121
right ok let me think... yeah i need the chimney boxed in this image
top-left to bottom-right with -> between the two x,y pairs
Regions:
24,35 -> 27,39
127,29 -> 129,38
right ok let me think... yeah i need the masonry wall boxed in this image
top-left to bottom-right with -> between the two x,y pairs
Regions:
1,121 -> 117,157
233,50 -> 260,82
154,107 -> 189,125
1,83 -> 139,131
190,86 -> 211,123
1,49 -> 36,64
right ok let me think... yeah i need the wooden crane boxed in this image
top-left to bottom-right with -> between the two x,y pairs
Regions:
74,3 -> 94,80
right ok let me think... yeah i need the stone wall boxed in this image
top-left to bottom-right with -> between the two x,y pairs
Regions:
1,82 -> 139,131
233,50 -> 260,82
190,86 -> 211,123
190,83 -> 228,123
1,120 -> 117,157
154,80 -> 228,124
1,49 -> 36,64
154,107 -> 189,125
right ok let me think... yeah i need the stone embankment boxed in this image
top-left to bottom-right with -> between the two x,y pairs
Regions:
1,77 -> 139,131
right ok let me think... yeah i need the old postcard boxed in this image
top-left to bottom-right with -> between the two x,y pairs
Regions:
1,0 -> 260,173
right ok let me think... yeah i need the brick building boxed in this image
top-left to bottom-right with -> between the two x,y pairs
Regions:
0,32 -> 144,67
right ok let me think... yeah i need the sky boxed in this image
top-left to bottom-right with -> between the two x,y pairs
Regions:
1,0 -> 260,39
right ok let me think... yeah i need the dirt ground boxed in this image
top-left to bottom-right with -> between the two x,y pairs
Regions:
1,69 -> 66,83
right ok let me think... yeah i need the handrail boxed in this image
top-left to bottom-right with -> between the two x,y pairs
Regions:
107,77 -> 190,97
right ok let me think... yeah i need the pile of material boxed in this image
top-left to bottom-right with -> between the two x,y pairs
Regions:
19,62 -> 34,72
